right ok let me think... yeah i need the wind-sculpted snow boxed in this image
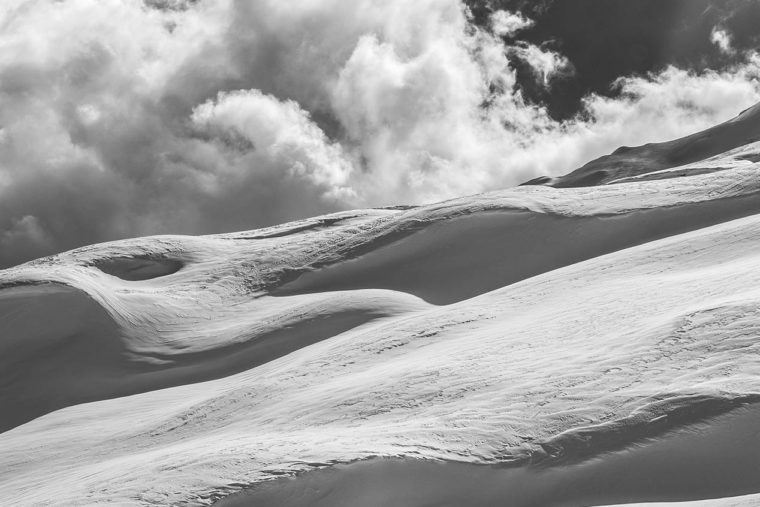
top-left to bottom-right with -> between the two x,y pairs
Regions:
2,151 -> 760,504
220,404 -> 760,506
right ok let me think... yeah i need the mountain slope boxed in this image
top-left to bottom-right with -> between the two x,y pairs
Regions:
2,107 -> 760,506
523,103 -> 760,187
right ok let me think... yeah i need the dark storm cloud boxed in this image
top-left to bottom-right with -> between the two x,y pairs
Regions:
0,0 -> 758,268
468,0 -> 760,119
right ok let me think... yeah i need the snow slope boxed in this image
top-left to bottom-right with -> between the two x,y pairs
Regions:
2,116 -> 760,505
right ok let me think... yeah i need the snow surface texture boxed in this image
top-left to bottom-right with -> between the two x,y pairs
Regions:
3,106 -> 760,505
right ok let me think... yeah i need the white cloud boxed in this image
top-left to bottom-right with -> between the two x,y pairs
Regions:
490,10 -> 533,37
510,43 -> 571,86
0,0 -> 758,267
711,27 -> 735,55
191,90 -> 355,200
562,62 -> 760,168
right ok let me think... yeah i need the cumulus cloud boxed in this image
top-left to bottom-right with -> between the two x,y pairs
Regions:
0,0 -> 759,267
191,89 -> 354,199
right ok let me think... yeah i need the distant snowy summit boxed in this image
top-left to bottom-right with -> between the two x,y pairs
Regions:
523,101 -> 760,187
2,104 -> 760,506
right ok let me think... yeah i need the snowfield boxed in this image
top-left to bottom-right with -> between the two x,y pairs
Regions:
2,107 -> 760,506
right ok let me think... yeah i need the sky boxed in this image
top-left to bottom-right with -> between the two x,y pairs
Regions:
0,0 -> 759,268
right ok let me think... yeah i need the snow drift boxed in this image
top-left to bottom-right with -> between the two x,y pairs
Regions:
2,104 -> 760,505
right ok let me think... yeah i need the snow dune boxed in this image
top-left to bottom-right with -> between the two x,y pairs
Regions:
275,189 -> 760,304
0,280 -> 427,432
2,113 -> 760,505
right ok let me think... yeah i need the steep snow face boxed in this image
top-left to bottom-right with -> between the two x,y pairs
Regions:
1,142 -> 760,504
